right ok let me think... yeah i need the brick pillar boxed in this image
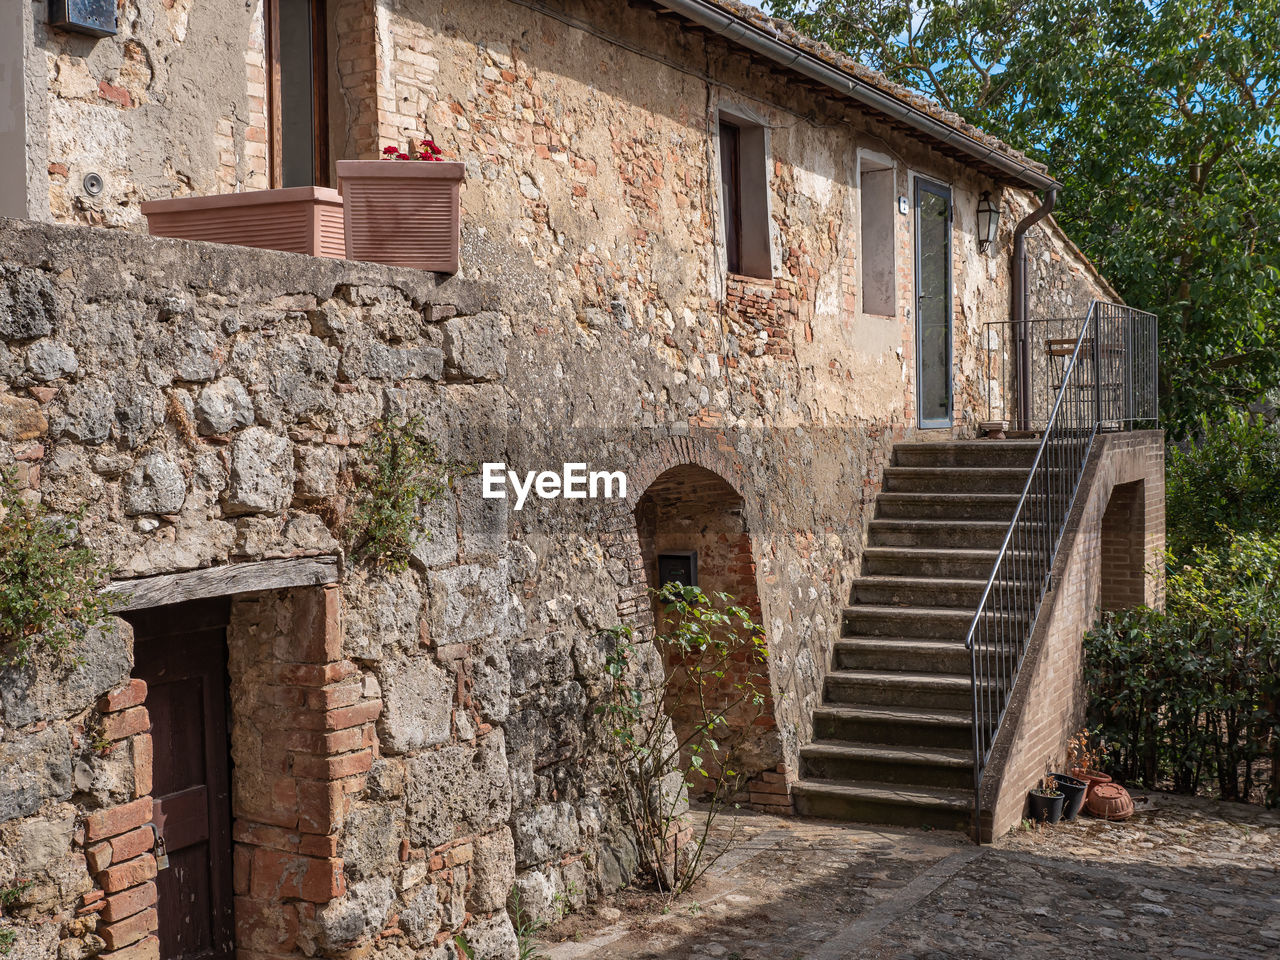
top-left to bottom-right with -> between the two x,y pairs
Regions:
229,585 -> 379,959
80,679 -> 160,960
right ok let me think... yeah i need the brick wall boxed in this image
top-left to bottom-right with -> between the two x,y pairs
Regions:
1100,480 -> 1148,611
228,585 -> 377,957
978,431 -> 1165,840
80,681 -> 159,960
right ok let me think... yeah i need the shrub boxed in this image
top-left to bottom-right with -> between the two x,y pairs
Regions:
345,415 -> 448,571
1085,530 -> 1280,805
596,583 -> 767,896
0,474 -> 113,667
1166,410 -> 1280,563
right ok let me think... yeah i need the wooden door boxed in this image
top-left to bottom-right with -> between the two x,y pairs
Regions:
129,598 -> 235,960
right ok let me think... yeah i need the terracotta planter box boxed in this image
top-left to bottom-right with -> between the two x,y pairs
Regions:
141,187 -> 345,258
337,160 -> 465,273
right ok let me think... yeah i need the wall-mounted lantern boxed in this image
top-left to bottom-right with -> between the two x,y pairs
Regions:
48,0 -> 117,38
977,190 -> 1000,253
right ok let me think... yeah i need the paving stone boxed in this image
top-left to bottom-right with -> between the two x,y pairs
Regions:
543,794 -> 1280,960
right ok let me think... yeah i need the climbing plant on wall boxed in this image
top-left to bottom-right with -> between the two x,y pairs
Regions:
0,472 -> 113,667
345,414 -> 450,570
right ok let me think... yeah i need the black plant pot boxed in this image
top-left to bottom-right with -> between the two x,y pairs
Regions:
1028,790 -> 1065,824
1051,772 -> 1088,821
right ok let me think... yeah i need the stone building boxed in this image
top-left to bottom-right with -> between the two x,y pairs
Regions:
0,2 -> 1163,959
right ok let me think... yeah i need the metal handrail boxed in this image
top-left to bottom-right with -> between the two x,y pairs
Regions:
966,300 -> 1158,838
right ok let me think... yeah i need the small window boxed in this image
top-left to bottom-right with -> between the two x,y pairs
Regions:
717,114 -> 771,279
658,551 -> 698,588
859,157 -> 896,316
267,0 -> 330,187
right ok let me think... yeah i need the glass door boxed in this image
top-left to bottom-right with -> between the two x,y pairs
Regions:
915,179 -> 953,428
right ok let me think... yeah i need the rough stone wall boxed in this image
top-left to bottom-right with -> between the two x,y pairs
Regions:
0,221 -> 527,959
23,0 -> 270,226
979,431 -> 1165,840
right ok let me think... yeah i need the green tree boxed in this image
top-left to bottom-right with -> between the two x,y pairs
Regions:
767,0 -> 1280,436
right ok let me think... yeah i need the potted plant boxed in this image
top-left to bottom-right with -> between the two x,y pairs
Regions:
337,127 -> 465,273
1049,770 -> 1088,820
1028,775 -> 1065,824
1066,727 -> 1113,799
141,186 -> 345,258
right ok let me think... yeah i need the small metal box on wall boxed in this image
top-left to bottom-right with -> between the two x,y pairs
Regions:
657,551 -> 698,588
48,0 -> 117,38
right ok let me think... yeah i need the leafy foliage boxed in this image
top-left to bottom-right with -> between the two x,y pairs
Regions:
597,583 -> 767,896
1085,531 -> 1280,805
766,0 -> 1280,436
1165,410 -> 1280,562
0,474 -> 112,667
346,415 -> 448,571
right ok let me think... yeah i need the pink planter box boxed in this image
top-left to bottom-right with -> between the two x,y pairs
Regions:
337,160 -> 465,273
141,187 -> 345,259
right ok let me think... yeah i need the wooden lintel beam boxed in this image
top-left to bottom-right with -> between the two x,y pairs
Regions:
105,556 -> 342,612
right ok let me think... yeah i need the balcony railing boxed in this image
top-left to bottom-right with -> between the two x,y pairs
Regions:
967,301 -> 1158,836
982,309 -> 1158,432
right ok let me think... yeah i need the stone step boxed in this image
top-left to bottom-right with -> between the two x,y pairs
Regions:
882,466 -> 1031,495
824,669 -> 978,711
891,440 -> 1041,468
841,605 -> 1027,641
790,777 -> 972,831
834,637 -> 974,673
861,546 -> 1006,579
866,519 -> 1020,550
850,575 -> 987,609
875,492 -> 1022,521
799,740 -> 973,789
811,704 -> 973,750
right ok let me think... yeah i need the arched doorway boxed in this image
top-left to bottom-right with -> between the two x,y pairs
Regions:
1101,479 -> 1147,611
633,465 -> 784,803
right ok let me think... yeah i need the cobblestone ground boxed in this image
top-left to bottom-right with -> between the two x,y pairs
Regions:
543,794 -> 1280,960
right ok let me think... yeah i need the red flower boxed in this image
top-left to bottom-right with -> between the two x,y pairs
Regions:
396,152 -> 411,160
381,145 -> 399,156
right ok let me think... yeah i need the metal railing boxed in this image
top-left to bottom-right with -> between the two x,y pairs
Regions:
967,301 -> 1158,835
981,309 -> 1158,432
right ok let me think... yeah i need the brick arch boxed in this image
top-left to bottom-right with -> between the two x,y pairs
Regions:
600,434 -> 769,632
621,435 -> 764,534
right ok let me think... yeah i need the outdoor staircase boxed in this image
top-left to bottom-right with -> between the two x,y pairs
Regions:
791,439 -> 1041,831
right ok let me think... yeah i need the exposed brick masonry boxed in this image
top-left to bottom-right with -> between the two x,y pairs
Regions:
80,679 -> 159,960
228,585 -> 377,958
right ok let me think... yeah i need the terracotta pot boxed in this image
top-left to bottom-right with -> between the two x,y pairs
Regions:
1069,767 -> 1112,799
979,420 -> 1009,439
1085,781 -> 1134,820
141,187 -> 345,258
337,160 -> 465,273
